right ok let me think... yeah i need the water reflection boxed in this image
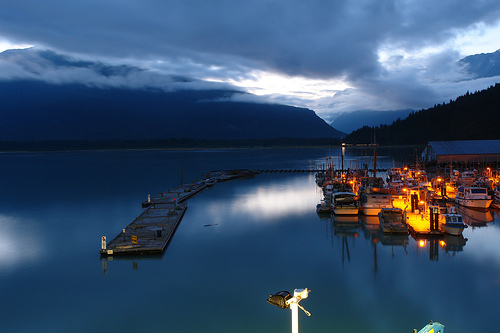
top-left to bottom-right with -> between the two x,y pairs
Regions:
332,218 -> 360,268
0,214 -> 42,274
456,205 -> 494,228
206,175 -> 321,224
321,207 -> 495,266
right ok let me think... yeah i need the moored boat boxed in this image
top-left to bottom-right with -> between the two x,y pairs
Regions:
378,207 -> 408,234
359,187 -> 392,215
332,192 -> 359,215
455,186 -> 493,209
438,207 -> 468,236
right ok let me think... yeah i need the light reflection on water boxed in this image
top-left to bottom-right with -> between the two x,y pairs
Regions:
0,148 -> 498,333
207,174 -> 322,222
0,214 -> 43,273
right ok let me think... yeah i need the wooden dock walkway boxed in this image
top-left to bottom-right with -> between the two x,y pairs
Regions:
100,179 -> 214,257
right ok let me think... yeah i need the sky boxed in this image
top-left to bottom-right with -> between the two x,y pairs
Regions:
1,0 -> 500,123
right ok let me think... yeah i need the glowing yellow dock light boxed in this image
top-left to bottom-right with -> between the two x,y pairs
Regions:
419,240 -> 426,247
267,288 -> 311,333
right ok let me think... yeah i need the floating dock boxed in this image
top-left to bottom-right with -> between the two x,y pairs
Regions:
100,177 -> 219,257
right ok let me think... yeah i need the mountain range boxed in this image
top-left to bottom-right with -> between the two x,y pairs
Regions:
329,109 -> 414,134
0,80 -> 342,142
1,47 -> 500,147
458,48 -> 500,78
331,48 -> 500,134
0,49 -> 342,143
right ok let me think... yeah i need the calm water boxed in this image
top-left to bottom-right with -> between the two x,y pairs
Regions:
0,148 -> 498,332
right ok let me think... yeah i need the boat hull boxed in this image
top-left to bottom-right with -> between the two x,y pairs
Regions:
440,224 -> 467,236
333,207 -> 359,215
455,197 -> 492,209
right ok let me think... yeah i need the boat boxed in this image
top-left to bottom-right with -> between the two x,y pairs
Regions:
438,207 -> 468,236
332,192 -> 359,215
359,187 -> 393,215
455,186 -> 493,209
316,200 -> 332,214
378,207 -> 408,234
458,170 -> 476,186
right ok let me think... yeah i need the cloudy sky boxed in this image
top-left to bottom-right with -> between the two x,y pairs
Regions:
1,0 -> 500,122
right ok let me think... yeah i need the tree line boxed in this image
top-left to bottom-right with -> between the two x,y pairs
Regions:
345,83 -> 500,145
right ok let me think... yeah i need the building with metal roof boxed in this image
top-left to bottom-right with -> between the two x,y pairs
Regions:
421,140 -> 500,164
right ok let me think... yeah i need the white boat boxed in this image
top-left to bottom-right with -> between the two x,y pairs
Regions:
455,186 -> 493,209
439,207 -> 468,236
458,170 -> 476,186
359,188 -> 393,215
332,192 -> 359,215
378,207 -> 408,234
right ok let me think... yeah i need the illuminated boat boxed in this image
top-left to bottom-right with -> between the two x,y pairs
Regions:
359,188 -> 393,215
458,170 -> 476,186
332,192 -> 359,215
438,208 -> 468,236
378,207 -> 408,234
494,185 -> 500,203
455,186 -> 493,209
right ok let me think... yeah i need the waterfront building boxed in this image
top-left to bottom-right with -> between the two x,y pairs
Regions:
421,140 -> 500,164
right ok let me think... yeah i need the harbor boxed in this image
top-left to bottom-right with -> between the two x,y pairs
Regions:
3,148 -> 499,332
101,141 -> 500,259
315,141 -> 500,248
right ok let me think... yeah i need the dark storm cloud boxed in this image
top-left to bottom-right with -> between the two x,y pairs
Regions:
1,0 -> 500,113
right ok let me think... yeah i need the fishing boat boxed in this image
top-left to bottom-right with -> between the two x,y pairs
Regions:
455,186 -> 493,209
439,207 -> 468,236
378,207 -> 408,234
359,187 -> 393,215
332,192 -> 359,215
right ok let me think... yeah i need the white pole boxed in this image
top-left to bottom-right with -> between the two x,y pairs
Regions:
290,300 -> 299,333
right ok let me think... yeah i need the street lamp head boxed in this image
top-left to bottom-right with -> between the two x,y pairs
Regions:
293,288 -> 310,300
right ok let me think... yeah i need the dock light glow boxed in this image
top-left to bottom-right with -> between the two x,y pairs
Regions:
419,240 -> 426,247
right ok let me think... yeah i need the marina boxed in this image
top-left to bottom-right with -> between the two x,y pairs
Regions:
102,143 -> 500,259
2,148 -> 499,333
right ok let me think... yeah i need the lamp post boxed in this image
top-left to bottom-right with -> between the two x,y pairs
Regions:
267,288 -> 311,333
